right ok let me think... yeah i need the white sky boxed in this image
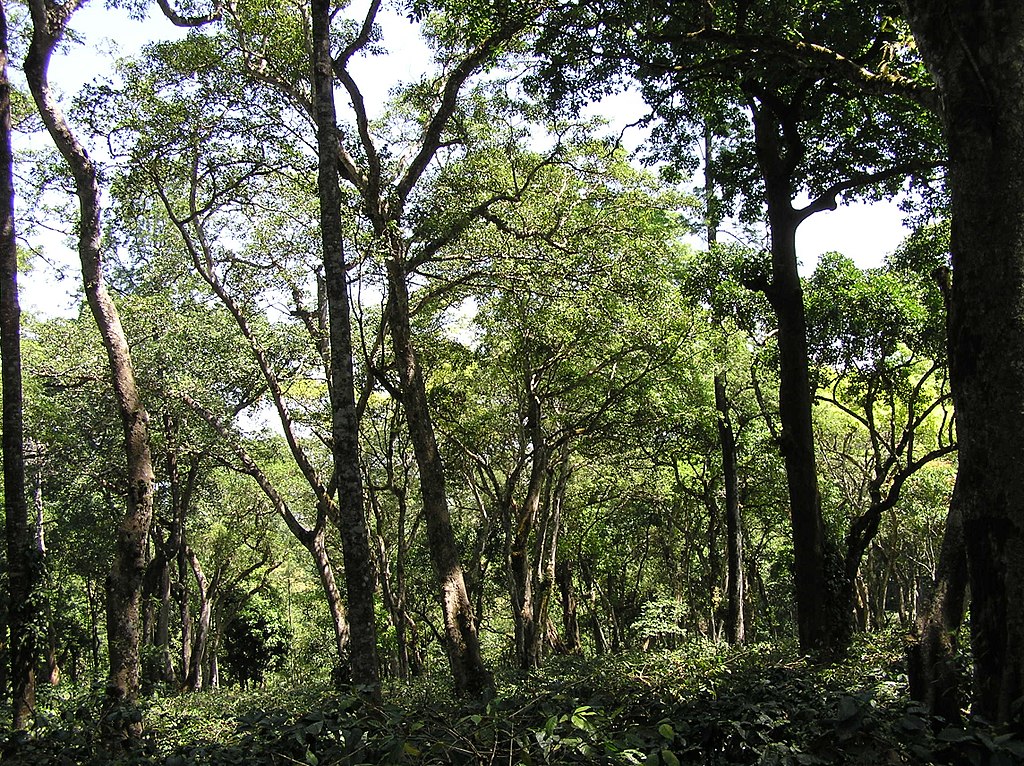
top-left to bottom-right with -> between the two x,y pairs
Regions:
20,3 -> 910,317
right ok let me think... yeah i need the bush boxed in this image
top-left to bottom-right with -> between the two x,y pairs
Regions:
221,592 -> 291,688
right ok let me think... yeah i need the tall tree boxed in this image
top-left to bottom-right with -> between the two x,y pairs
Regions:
24,0 -> 156,727
0,0 -> 36,730
536,0 -> 942,654
226,0 -> 544,695
311,0 -> 380,690
900,0 -> 1024,724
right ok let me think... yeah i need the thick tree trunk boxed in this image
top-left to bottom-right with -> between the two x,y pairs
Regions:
902,0 -> 1024,724
715,374 -> 745,644
25,8 -> 155,728
311,0 -> 380,691
385,252 -> 491,696
1,0 -> 35,727
907,482 -> 967,721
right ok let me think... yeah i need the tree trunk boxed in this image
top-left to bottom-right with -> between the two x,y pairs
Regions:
509,384 -> 547,670
556,559 -> 582,655
707,487 -> 722,641
185,548 -> 212,693
715,373 -> 745,644
177,538 -> 192,685
528,458 -> 569,667
311,0 -> 380,691
907,482 -> 967,721
384,251 -> 491,696
26,7 -> 155,730
86,578 -> 102,677
902,0 -> 1024,723
1,0 -> 35,729
581,559 -> 610,655
749,98 -> 839,654
306,525 -> 351,665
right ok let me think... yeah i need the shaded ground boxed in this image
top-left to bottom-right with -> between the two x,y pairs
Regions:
3,633 -> 1021,764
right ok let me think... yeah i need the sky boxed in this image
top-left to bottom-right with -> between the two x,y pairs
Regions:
20,3 -> 912,317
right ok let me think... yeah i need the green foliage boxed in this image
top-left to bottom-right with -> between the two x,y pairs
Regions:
222,591 -> 292,688
5,635 -> 1017,765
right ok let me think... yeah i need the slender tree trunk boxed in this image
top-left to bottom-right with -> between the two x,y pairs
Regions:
902,0 -> 1024,723
556,560 -> 582,655
707,489 -> 721,641
86,578 -> 102,677
1,0 -> 35,727
527,456 -> 565,666
716,373 -> 745,644
384,251 -> 491,696
177,535 -> 192,685
581,559 -> 609,655
306,526 -> 351,664
749,100 -> 838,654
311,0 -> 380,691
25,7 -> 155,728
185,548 -> 212,693
509,402 -> 547,670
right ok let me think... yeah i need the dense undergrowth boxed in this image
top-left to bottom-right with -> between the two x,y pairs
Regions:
3,633 -> 1022,765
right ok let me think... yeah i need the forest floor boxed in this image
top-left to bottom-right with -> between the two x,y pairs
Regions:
3,631 -> 1022,765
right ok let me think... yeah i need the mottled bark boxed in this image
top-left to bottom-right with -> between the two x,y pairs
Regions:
902,0 -> 1024,724
385,252 -> 491,696
312,0 -> 380,690
25,1 -> 155,728
1,0 -> 35,728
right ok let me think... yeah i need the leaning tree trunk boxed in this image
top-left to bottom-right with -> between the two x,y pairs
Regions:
384,248 -> 491,696
1,0 -> 36,729
25,3 -> 155,731
902,0 -> 1024,722
311,0 -> 380,690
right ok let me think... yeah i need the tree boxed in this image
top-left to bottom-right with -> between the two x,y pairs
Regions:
899,0 -> 1024,724
311,0 -> 380,691
222,590 -> 291,688
536,0 -> 942,654
424,139 -> 686,667
24,0 -> 156,728
93,41 -> 371,680
0,0 -> 36,730
805,251 -> 955,636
